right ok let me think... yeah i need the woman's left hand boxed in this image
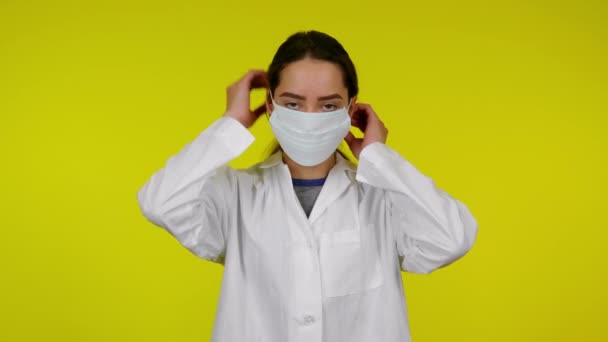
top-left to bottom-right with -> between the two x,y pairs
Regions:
344,103 -> 388,159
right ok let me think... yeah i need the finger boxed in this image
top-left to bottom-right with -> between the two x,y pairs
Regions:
360,103 -> 381,124
351,118 -> 367,132
350,116 -> 365,131
355,103 -> 376,120
242,69 -> 266,80
355,103 -> 384,133
250,72 -> 268,89
344,131 -> 356,144
238,69 -> 261,85
351,107 -> 368,131
242,69 -> 268,89
252,102 -> 266,117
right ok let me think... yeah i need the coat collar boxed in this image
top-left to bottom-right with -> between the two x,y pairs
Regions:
258,149 -> 357,180
258,149 -> 284,169
257,149 -> 358,223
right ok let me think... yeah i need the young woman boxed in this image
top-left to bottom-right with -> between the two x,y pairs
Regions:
137,30 -> 478,342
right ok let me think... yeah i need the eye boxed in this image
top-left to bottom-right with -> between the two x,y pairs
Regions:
323,104 -> 338,111
285,102 -> 298,109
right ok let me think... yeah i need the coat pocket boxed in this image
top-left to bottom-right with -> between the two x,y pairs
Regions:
319,228 -> 384,298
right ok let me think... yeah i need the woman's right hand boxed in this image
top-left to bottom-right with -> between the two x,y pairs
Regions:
223,69 -> 268,128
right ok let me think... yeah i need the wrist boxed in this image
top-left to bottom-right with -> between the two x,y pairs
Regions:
223,112 -> 249,128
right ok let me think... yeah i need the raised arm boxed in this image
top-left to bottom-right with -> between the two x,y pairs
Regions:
137,116 -> 254,263
356,142 -> 478,274
344,103 -> 478,274
136,69 -> 269,263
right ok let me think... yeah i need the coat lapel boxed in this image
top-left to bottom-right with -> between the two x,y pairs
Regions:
257,149 -> 358,224
308,153 -> 357,223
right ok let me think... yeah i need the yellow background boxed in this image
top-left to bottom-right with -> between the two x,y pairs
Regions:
1,0 -> 606,341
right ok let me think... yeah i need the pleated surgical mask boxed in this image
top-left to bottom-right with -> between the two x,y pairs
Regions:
267,91 -> 352,166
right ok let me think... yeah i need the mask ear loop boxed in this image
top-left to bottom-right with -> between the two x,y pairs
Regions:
346,98 -> 354,116
265,90 -> 274,121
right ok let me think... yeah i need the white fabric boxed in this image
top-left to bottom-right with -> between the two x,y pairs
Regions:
137,115 -> 478,342
268,91 -> 352,166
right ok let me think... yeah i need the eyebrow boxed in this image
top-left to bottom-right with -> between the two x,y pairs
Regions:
279,92 -> 343,101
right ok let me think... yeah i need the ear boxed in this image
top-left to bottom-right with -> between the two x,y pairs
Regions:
266,90 -> 274,117
348,96 -> 358,116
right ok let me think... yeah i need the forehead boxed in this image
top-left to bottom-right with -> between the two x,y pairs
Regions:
277,58 -> 347,97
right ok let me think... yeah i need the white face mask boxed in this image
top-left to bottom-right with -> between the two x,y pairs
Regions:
267,91 -> 352,167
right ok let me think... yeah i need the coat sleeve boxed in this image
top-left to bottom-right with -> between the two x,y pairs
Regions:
355,142 -> 478,274
136,116 -> 255,264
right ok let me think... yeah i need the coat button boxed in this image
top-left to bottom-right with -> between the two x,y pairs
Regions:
301,315 -> 316,325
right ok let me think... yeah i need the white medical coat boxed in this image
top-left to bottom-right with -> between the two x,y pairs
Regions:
137,115 -> 478,342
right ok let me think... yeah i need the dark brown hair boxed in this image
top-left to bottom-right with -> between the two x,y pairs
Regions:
265,30 -> 359,163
